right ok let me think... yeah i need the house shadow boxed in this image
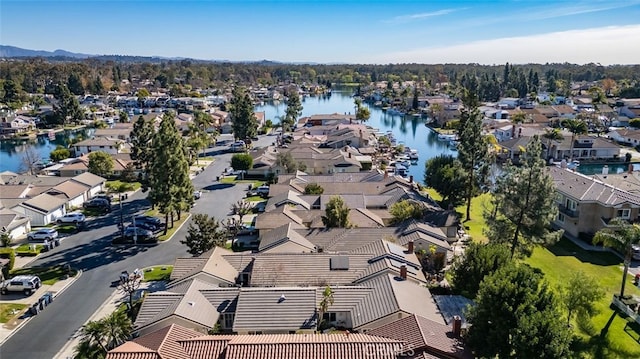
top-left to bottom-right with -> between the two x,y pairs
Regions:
547,238 -> 620,266
203,183 -> 234,191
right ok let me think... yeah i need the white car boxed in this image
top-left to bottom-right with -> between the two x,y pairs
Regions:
27,228 -> 59,242
57,212 -> 86,224
633,245 -> 640,261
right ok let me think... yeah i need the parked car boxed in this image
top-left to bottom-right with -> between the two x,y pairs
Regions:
57,212 -> 86,224
0,275 -> 41,296
112,227 -> 157,245
83,198 -> 111,213
93,194 -> 113,204
125,222 -> 158,232
237,224 -> 257,236
633,245 -> 640,261
133,215 -> 163,228
194,190 -> 202,200
256,185 -> 270,197
27,228 -> 59,242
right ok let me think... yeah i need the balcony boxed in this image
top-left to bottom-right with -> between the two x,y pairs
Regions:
558,205 -> 579,218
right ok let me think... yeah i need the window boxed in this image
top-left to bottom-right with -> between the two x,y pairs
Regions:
617,209 -> 631,219
565,198 -> 576,210
223,313 -> 234,329
323,312 -> 337,322
557,213 -> 565,223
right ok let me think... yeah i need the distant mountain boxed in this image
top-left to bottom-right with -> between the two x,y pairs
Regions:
0,45 -> 92,59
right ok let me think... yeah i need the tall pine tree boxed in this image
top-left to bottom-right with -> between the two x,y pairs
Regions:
149,112 -> 193,234
457,79 -> 489,221
130,115 -> 154,188
484,135 -> 562,257
284,90 -> 303,132
230,86 -> 258,141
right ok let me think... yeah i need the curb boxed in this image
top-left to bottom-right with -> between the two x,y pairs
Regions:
160,213 -> 192,243
0,269 -> 83,347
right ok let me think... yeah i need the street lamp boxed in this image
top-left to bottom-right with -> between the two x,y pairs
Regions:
119,194 -> 124,239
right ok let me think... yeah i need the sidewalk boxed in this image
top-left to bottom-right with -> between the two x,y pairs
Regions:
54,282 -> 155,359
0,270 -> 81,346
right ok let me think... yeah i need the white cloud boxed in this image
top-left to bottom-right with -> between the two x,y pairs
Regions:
523,1 -> 640,20
387,9 -> 457,23
369,25 -> 640,65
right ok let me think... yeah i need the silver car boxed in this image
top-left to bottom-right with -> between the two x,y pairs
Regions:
27,228 -> 59,242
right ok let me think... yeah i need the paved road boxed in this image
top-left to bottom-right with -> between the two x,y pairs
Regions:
0,137 -> 272,359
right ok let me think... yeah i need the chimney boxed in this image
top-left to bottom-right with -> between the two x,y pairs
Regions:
452,315 -> 462,338
407,241 -> 414,253
400,265 -> 407,280
629,164 -> 634,174
602,165 -> 609,175
348,152 -> 352,158
409,175 -> 413,183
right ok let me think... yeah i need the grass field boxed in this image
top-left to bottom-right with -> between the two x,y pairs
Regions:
12,265 -> 78,285
144,209 -> 189,242
425,189 -> 490,242
219,176 -> 266,188
0,304 -> 28,323
527,239 -> 640,358
105,180 -> 141,192
142,265 -> 173,282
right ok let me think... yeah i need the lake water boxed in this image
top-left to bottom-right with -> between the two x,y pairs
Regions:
255,89 -> 456,183
0,129 -> 92,173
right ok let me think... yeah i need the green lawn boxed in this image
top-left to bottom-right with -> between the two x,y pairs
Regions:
219,176 -> 265,188
12,265 -> 78,285
526,239 -> 640,358
105,180 -> 141,192
0,303 -> 28,323
15,244 -> 45,256
142,265 -> 173,282
426,189 -> 490,242
144,209 -> 189,242
245,195 -> 265,202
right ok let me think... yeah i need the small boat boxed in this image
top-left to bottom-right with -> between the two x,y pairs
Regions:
437,133 -> 458,141
408,149 -> 419,160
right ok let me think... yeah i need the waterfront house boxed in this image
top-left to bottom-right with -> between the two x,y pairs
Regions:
548,166 -> 640,238
609,128 -> 640,146
0,114 -> 36,135
498,135 -> 621,162
72,138 -> 123,156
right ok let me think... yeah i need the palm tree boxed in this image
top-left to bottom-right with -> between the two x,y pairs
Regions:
593,218 -> 640,298
542,128 -> 564,160
562,119 -> 588,161
102,310 -> 133,349
74,310 -> 133,358
318,285 -> 335,330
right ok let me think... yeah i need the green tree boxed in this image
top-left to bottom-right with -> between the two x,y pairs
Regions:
542,127 -> 564,160
230,200 -> 253,224
50,145 -> 71,162
275,152 -> 298,174
53,83 -> 83,125
593,218 -> 640,298
318,285 -> 335,329
186,111 -> 215,165
130,115 -> 154,188
450,242 -> 512,298
93,75 -> 105,95
484,135 -> 562,257
181,214 -> 226,256
562,119 -> 588,161
466,263 -> 572,359
322,196 -> 350,228
354,98 -> 371,123
457,89 -> 489,220
284,90 -> 303,132
67,72 -> 85,95
73,310 -> 132,359
88,151 -> 114,178
231,153 -> 253,179
561,271 -> 604,326
118,111 -> 129,124
136,88 -> 150,107
149,112 -> 193,232
304,183 -> 324,194
424,154 -> 466,207
389,200 -> 424,224
230,86 -> 258,140
2,80 -> 22,106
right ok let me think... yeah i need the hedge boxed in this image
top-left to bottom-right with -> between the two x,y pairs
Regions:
0,248 -> 16,270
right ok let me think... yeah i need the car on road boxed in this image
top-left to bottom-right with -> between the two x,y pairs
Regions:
0,275 -> 41,296
134,215 -> 163,228
126,221 -> 158,232
83,198 -> 111,213
27,228 -> 59,242
194,190 -> 202,200
112,227 -> 158,245
57,212 -> 86,224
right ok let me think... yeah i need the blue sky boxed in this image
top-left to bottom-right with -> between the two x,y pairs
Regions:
2,0 -> 640,64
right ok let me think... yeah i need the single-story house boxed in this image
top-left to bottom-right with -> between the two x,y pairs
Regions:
0,207 -> 31,241
14,193 -> 68,226
71,172 -> 106,198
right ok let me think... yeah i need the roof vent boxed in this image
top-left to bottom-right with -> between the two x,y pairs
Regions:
278,295 -> 286,303
187,301 -> 195,306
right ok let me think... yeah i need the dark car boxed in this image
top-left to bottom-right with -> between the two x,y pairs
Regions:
126,222 -> 158,232
112,228 -> 158,245
134,215 -> 163,228
93,194 -> 113,204
83,198 -> 111,213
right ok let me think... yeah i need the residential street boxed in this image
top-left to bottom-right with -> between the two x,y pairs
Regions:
0,138 -> 270,359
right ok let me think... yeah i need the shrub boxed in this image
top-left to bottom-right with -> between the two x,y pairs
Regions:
0,248 -> 16,270
15,244 -> 44,257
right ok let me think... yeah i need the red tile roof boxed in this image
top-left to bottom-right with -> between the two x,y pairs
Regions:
106,324 -> 201,359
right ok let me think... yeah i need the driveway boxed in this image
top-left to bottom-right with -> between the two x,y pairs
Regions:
0,137 -> 272,358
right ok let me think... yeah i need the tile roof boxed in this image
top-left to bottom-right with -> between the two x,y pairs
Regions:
50,180 -> 89,199
20,193 -> 68,213
232,287 -> 318,332
368,314 -> 472,359
169,247 -> 237,285
0,184 -> 30,199
71,171 -> 106,187
548,166 -> 640,206
107,324 -> 202,359
258,223 -> 316,252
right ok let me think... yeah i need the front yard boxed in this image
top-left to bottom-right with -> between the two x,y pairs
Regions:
11,265 -> 78,285
0,303 -> 28,323
142,265 -> 173,282
425,189 -> 490,242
